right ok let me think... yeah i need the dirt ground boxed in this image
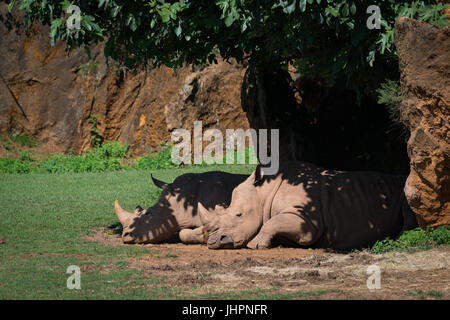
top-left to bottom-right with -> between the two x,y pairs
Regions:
86,229 -> 450,299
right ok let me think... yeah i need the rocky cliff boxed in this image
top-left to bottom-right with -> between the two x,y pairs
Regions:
0,4 -> 249,156
395,17 -> 450,227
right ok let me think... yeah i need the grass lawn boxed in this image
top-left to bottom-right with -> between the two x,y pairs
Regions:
0,165 -> 255,299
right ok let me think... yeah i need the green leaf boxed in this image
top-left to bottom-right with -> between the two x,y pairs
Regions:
61,0 -> 71,12
174,24 -> 182,37
130,19 -> 137,32
224,15 -> 235,27
299,0 -> 307,12
342,3 -> 349,17
327,7 -> 339,17
7,0 -> 16,12
82,20 -> 92,31
111,6 -> 120,18
284,1 -> 296,14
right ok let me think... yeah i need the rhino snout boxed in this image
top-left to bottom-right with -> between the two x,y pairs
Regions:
207,232 -> 235,249
122,232 -> 136,244
220,234 -> 233,245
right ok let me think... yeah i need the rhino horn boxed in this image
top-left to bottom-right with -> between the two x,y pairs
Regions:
151,174 -> 169,189
198,202 -> 219,231
214,204 -> 226,215
114,200 -> 133,225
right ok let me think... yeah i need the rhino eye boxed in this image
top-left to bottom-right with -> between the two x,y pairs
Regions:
236,213 -> 242,217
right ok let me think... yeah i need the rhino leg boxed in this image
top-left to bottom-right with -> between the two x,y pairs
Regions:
179,227 -> 208,244
247,213 -> 321,249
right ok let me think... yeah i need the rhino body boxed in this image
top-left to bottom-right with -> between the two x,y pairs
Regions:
114,171 -> 248,244
199,162 -> 418,251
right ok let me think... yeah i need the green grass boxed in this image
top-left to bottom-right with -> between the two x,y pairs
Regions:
407,290 -> 443,300
190,288 -> 341,300
0,165 -> 254,299
370,226 -> 450,254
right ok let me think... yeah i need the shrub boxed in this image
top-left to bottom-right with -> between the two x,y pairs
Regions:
0,141 -> 258,173
95,141 -> 129,159
376,79 -> 402,123
39,142 -> 129,173
0,141 -> 130,174
132,145 -> 176,170
10,133 -> 37,148
0,157 -> 33,174
88,114 -> 104,148
371,226 -> 450,254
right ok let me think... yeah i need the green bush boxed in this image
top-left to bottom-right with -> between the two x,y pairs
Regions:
95,141 -> 129,158
0,141 -> 258,174
39,142 -> 129,173
0,141 -> 129,174
376,79 -> 402,123
0,157 -> 33,174
10,133 -> 37,148
132,145 -> 176,170
371,226 -> 450,254
428,226 -> 450,245
88,114 -> 104,148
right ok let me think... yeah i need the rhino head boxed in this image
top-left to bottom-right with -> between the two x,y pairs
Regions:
198,167 -> 266,249
114,175 -> 193,244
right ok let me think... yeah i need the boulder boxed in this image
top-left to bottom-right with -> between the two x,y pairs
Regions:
395,17 -> 450,227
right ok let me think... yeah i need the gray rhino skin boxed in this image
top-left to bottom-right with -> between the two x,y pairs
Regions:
114,171 -> 247,244
198,162 -> 418,251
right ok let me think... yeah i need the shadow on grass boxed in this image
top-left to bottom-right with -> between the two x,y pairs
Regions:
106,221 -> 181,243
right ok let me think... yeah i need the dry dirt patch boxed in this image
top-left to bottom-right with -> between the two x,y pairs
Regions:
86,228 -> 450,299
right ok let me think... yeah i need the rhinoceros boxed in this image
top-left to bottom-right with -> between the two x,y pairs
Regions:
114,171 -> 247,244
198,162 -> 418,251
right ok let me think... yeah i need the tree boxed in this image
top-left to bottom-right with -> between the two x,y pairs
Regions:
7,0 -> 449,166
8,0 -> 448,89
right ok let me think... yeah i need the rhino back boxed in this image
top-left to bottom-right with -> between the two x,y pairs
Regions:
271,162 -> 407,250
317,171 -> 407,250
174,171 -> 248,216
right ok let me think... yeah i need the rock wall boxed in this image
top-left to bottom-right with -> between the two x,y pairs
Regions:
395,17 -> 450,227
0,4 -> 249,156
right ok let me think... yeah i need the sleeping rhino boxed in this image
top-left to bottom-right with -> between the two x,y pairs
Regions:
198,162 -> 418,251
114,171 -> 247,244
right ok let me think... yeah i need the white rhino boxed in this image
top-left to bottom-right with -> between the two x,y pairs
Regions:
114,171 -> 247,244
198,162 -> 418,251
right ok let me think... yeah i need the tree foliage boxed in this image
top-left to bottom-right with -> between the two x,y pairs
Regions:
7,0 -> 449,94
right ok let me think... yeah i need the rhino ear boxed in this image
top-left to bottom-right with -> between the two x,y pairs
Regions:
151,174 -> 169,189
254,164 -> 265,185
198,203 -> 219,231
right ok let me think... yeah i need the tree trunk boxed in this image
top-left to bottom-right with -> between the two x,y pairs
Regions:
240,64 -> 410,175
241,65 -> 315,162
